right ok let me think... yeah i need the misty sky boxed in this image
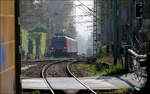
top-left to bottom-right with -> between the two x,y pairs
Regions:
73,0 -> 93,54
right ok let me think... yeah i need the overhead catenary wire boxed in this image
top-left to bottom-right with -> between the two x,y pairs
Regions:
46,0 -> 96,27
72,5 -> 93,16
72,3 -> 99,21
76,0 -> 94,13
45,0 -> 95,18
78,5 -> 93,14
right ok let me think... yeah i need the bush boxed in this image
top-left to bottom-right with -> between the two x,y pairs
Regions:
21,28 -> 28,59
30,24 -> 48,33
98,61 -> 128,76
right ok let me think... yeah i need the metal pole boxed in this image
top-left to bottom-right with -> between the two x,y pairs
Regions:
118,0 -> 123,59
125,0 -> 134,70
129,0 -> 133,47
113,0 -> 123,64
15,0 -> 22,93
95,0 -> 98,55
112,0 -> 118,65
93,0 -> 97,56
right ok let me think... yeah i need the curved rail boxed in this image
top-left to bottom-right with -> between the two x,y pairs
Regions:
67,61 -> 97,94
42,59 -> 72,94
42,62 -> 57,94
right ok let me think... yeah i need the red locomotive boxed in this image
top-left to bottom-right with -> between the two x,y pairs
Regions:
51,36 -> 77,57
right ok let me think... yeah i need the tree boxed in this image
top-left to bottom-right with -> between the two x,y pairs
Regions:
144,0 -> 150,19
30,24 -> 48,33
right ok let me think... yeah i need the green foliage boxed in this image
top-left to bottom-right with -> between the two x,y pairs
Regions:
63,17 -> 76,38
30,24 -> 48,33
28,32 -> 46,59
21,28 -> 28,59
64,18 -> 71,32
28,39 -> 36,59
99,45 -> 107,57
96,88 -> 131,94
111,88 -> 131,94
77,64 -> 96,71
21,28 -> 28,52
144,0 -> 150,19
96,57 -> 108,64
32,39 -> 36,59
21,24 -> 48,60
74,61 -> 127,77
32,90 -> 40,94
74,63 -> 98,76
96,45 -> 112,64
96,61 -> 128,76
40,33 -> 46,56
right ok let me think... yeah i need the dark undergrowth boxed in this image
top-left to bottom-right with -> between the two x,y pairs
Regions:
72,61 -> 129,77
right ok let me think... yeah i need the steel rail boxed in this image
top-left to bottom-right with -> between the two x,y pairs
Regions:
42,59 -> 73,94
42,62 -> 56,94
67,61 -> 97,94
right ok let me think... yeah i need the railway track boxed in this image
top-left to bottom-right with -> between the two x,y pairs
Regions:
21,58 -> 72,77
42,59 -> 97,94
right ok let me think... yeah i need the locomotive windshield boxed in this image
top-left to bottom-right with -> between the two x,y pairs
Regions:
53,37 -> 65,49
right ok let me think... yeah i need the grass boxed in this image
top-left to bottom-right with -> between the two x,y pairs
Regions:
32,90 -> 40,94
96,88 -> 131,94
74,63 -> 98,76
96,45 -> 114,66
95,62 -> 128,76
96,57 -> 108,64
75,61 -> 128,77
94,45 -> 129,76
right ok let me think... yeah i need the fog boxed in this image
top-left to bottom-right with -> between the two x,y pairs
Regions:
32,0 -> 94,55
73,0 -> 93,55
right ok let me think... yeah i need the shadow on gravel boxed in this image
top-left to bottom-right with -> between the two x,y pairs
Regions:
115,75 -> 136,89
96,74 -> 139,89
77,90 -> 92,94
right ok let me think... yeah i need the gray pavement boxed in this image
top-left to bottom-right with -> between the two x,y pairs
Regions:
22,73 -> 146,90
